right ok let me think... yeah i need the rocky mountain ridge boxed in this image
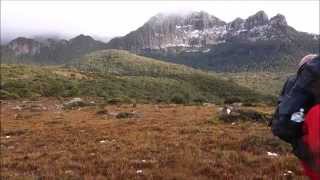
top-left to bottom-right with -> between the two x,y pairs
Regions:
106,10 -> 318,72
107,10 -> 318,52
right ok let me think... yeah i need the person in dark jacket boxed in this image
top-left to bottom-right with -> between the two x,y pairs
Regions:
272,54 -> 319,179
272,54 -> 318,144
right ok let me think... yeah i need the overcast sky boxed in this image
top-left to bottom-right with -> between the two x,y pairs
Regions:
1,1 -> 319,43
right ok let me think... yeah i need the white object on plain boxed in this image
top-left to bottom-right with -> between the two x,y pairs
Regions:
267,151 -> 279,157
226,108 -> 231,115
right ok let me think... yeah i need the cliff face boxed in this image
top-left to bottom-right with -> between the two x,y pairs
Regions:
107,11 -> 227,51
7,37 -> 41,56
107,10 -> 307,52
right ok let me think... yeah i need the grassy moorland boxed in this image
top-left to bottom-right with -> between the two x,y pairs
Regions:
1,50 -> 274,104
0,99 -> 305,179
214,72 -> 293,96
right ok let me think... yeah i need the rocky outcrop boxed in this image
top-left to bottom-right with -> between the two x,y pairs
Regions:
225,12 -> 290,42
227,18 -> 245,31
243,11 -> 269,30
269,14 -> 287,27
107,11 -> 227,51
8,37 -> 41,56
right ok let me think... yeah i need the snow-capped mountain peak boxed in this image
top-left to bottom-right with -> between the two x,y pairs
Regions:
107,10 -> 298,51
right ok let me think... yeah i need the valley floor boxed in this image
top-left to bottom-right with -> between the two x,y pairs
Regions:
1,99 -> 306,179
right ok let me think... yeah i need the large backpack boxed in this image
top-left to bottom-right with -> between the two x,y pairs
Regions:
272,56 -> 320,144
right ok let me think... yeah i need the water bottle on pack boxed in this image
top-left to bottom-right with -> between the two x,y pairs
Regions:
290,108 -> 305,123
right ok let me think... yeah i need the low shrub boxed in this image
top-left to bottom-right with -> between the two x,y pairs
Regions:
170,94 -> 189,104
224,97 -> 242,104
0,89 -> 19,99
1,64 -> 274,104
218,109 -> 271,123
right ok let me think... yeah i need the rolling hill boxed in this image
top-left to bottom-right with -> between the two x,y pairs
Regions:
1,50 -> 273,104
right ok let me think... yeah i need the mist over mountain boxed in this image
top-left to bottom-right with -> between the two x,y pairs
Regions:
107,10 -> 319,72
1,10 -> 319,72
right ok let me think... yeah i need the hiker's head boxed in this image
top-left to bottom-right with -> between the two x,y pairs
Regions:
298,54 -> 318,68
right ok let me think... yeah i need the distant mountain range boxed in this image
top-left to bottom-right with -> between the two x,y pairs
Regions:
1,10 -> 319,72
1,34 -> 107,64
107,10 -> 319,72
